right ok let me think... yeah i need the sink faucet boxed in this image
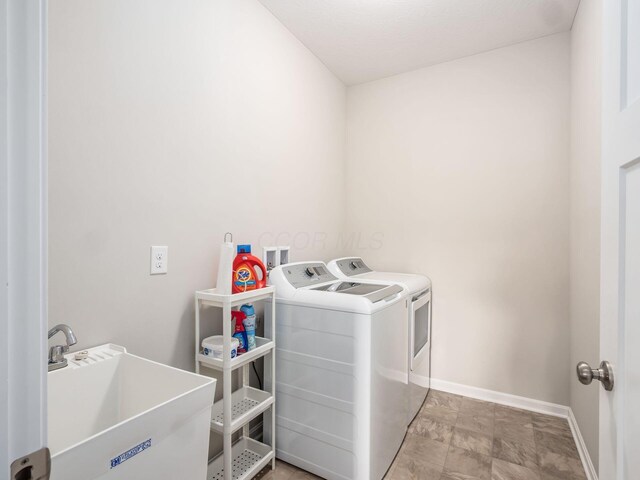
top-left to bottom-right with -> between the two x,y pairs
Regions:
48,324 -> 77,371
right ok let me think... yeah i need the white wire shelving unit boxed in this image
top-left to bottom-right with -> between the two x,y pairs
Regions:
195,286 -> 276,480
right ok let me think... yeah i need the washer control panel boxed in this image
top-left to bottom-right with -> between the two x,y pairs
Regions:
282,262 -> 338,288
335,257 -> 372,276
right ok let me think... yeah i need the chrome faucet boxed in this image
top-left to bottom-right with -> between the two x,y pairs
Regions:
48,324 -> 77,371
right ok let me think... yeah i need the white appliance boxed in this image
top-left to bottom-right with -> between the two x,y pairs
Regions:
327,257 -> 432,424
266,261 -> 408,480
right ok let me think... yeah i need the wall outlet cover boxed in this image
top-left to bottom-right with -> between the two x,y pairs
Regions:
150,246 -> 168,274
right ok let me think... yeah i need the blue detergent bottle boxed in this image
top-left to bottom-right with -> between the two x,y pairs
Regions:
240,304 -> 257,351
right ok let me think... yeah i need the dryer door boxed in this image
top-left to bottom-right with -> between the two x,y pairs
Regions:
410,289 -> 431,371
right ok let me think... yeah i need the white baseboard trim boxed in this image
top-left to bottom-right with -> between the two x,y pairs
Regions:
567,408 -> 598,480
430,378 -> 598,480
430,378 -> 569,417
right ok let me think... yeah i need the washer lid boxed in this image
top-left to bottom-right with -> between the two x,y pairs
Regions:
312,281 -> 403,303
268,261 -> 407,313
327,257 -> 431,294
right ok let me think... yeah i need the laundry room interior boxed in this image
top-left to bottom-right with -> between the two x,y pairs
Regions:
29,0 -> 611,479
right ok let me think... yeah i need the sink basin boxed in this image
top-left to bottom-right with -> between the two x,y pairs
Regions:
48,344 -> 215,480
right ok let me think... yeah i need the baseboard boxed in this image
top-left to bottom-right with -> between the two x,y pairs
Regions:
430,378 -> 570,417
430,378 -> 598,480
567,408 -> 598,480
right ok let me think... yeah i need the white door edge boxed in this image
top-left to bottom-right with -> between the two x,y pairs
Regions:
1,0 -> 48,474
600,0 -> 640,478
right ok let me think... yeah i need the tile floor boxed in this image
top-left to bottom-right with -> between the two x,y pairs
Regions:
256,389 -> 587,480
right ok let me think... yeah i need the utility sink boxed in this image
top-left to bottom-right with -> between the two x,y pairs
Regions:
48,344 -> 215,480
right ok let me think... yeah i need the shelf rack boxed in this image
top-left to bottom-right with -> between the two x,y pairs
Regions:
195,286 -> 276,480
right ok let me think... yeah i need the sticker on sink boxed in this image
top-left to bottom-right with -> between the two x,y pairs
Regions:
110,439 -> 152,469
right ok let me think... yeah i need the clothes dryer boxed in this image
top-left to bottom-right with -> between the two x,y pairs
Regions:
327,257 -> 432,423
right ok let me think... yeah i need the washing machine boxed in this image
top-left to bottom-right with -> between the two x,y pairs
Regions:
265,261 -> 408,480
327,257 -> 432,424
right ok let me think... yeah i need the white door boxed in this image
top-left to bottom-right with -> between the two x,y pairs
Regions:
1,0 -> 48,478
599,0 -> 640,478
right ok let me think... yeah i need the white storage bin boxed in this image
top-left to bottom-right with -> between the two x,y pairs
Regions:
202,335 -> 239,359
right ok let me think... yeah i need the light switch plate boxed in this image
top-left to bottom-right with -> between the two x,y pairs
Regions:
150,246 -> 168,274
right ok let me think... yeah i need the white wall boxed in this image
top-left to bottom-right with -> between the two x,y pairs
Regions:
570,0 -> 602,470
346,33 -> 571,404
48,0 -> 346,371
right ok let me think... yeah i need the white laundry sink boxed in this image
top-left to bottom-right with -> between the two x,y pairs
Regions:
48,344 -> 215,480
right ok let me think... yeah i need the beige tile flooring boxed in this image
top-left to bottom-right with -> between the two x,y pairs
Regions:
256,389 -> 587,480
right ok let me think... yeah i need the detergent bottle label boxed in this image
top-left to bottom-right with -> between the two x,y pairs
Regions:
234,265 -> 257,289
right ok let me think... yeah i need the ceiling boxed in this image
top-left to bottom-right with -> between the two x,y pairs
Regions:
258,0 -> 580,85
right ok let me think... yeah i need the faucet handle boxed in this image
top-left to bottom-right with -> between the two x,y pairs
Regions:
49,345 -> 65,364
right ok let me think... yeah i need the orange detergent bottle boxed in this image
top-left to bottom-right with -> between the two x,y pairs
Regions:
232,244 -> 267,293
